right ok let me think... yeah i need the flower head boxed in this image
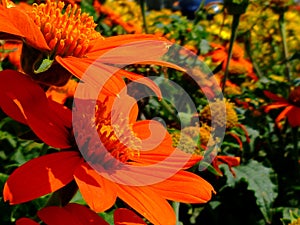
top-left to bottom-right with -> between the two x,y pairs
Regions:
0,0 -> 173,89
28,0 -> 102,58
16,204 -> 147,225
209,42 -> 258,81
1,70 -> 214,225
264,87 -> 300,128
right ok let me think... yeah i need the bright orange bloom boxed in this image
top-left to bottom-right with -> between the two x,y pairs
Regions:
0,41 -> 22,69
0,0 -> 172,90
209,42 -> 258,81
212,155 -> 241,177
46,78 -> 78,104
16,204 -> 147,225
1,70 -> 214,225
264,87 -> 300,128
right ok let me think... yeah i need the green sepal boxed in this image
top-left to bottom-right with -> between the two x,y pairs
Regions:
34,57 -> 54,74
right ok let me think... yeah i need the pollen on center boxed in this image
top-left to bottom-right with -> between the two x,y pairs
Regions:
28,0 -> 103,57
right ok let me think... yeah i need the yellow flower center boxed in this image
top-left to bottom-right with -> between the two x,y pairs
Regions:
201,99 -> 239,129
94,100 -> 141,165
288,86 -> 300,107
289,218 -> 300,225
171,131 -> 200,154
29,0 -> 102,57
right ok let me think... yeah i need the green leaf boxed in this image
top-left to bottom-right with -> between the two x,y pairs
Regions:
34,58 -> 54,74
222,160 -> 278,223
99,209 -> 114,225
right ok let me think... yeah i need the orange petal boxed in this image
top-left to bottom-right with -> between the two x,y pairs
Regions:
264,90 -> 287,102
275,105 -> 293,128
132,120 -> 173,152
38,203 -> 109,225
38,206 -> 82,225
64,203 -> 110,225
65,203 -> 109,225
88,34 -> 171,59
132,120 -> 198,169
114,208 -> 147,225
113,68 -> 162,100
149,170 -> 214,203
116,184 -> 176,225
4,151 -> 81,204
88,34 -> 186,72
264,102 -> 289,113
0,6 -> 49,51
74,163 -> 117,212
56,56 -> 125,96
102,92 -> 139,124
72,33 -> 185,72
16,218 -> 39,225
287,106 -> 300,127
217,155 -> 240,167
0,70 -> 72,148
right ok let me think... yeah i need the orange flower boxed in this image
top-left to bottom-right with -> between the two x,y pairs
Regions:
0,41 -> 22,69
46,78 -> 78,104
264,87 -> 300,128
1,70 -> 214,225
16,204 -> 147,225
209,42 -> 258,81
0,0 -> 172,90
212,155 -> 241,177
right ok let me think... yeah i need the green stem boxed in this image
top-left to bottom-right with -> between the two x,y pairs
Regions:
172,201 -> 181,225
292,127 -> 298,158
244,31 -> 263,78
139,0 -> 148,34
44,190 -> 62,207
193,0 -> 206,24
159,99 -> 180,124
221,14 -> 241,93
279,12 -> 291,83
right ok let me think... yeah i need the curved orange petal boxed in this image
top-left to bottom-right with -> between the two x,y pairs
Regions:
114,208 -> 147,225
149,170 -> 214,203
4,151 -> 81,204
264,90 -> 287,102
58,56 -> 163,99
56,56 -> 125,96
38,206 -> 82,225
1,41 -> 22,69
0,70 -> 72,148
102,92 -> 139,124
87,34 -> 170,58
88,35 -> 185,72
38,204 -> 110,225
132,120 -> 199,169
264,102 -> 289,113
275,105 -> 294,128
110,68 -> 162,100
211,49 -> 226,62
16,218 -> 39,225
287,106 -> 300,127
64,203 -> 109,225
74,163 -> 117,212
116,184 -> 176,225
48,100 -> 72,128
132,120 -> 173,152
0,6 -> 49,51
217,155 -> 240,167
